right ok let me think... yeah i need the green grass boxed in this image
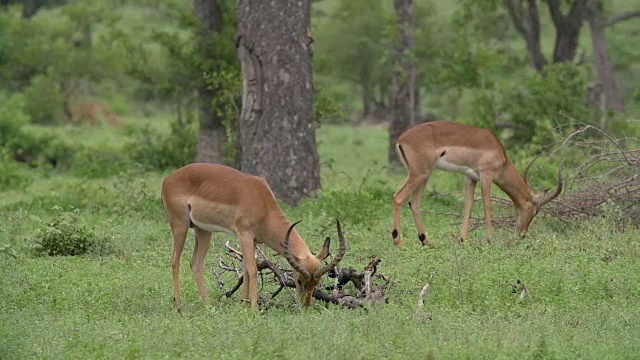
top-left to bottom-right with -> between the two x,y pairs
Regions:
1,123 -> 639,359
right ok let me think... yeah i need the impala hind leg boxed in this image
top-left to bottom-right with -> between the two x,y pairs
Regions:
191,228 -> 212,304
169,222 -> 189,311
393,173 -> 429,248
460,176 -> 477,243
409,181 -> 429,245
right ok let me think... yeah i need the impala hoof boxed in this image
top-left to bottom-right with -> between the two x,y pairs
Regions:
419,233 -> 427,245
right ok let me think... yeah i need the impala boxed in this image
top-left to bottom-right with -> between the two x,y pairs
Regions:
391,121 -> 563,247
161,163 -> 347,309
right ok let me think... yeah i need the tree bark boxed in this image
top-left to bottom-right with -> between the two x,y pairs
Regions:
586,0 -> 625,114
388,0 -> 417,166
236,0 -> 320,206
193,0 -> 226,164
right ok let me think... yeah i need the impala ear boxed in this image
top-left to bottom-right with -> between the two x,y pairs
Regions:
316,237 -> 331,260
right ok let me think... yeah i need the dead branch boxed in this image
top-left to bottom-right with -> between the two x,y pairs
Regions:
215,243 -> 391,309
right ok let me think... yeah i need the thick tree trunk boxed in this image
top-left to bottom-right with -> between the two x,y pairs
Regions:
587,1 -> 625,114
193,0 -> 226,164
547,0 -> 587,63
237,0 -> 320,206
388,0 -> 417,166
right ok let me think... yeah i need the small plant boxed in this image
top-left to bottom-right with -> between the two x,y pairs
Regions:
34,207 -> 112,256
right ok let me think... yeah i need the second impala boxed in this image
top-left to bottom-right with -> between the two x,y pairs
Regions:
161,163 -> 346,309
392,120 -> 563,247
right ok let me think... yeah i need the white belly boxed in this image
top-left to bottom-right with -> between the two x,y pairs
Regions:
435,158 -> 480,181
189,213 -> 237,235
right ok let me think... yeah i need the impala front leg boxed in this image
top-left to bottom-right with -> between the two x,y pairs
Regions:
479,175 -> 494,241
460,176 -> 477,243
238,231 -> 258,309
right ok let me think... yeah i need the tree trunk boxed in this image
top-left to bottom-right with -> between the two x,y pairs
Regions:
193,0 -> 226,164
587,1 -> 625,114
237,0 -> 320,206
546,0 -> 587,63
504,0 -> 547,72
388,0 -> 417,166
361,68 -> 373,117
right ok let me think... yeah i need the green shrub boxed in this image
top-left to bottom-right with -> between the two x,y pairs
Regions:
22,74 -> 65,125
0,148 -> 34,191
0,93 -> 31,146
304,187 -> 390,228
124,114 -> 197,170
71,144 -> 131,178
34,207 -> 113,256
470,63 -> 593,147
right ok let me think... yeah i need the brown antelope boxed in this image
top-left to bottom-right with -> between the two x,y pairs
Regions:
161,163 -> 346,310
391,121 -> 563,247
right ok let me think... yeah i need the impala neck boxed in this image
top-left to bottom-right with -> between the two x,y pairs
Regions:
494,160 -> 534,210
264,212 -> 314,261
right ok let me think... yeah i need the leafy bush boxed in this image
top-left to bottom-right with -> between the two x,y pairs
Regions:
71,144 -> 131,178
304,187 -> 390,228
124,115 -> 197,170
470,63 -> 594,146
0,93 -> 30,146
0,148 -> 34,191
34,207 -> 113,256
22,74 -> 65,125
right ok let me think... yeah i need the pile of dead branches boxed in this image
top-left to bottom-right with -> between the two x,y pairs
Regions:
539,124 -> 638,228
214,242 -> 391,309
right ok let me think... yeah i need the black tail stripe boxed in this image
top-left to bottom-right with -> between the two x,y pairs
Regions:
398,144 -> 409,167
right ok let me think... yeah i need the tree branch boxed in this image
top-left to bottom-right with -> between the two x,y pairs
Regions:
604,10 -> 640,27
504,0 -> 527,36
546,0 -> 564,26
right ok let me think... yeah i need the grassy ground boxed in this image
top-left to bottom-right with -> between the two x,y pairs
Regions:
1,123 -> 639,359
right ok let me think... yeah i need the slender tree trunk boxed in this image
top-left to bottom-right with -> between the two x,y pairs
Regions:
389,0 -> 417,166
587,1 -> 625,114
194,0 -> 226,164
237,0 -> 320,206
504,0 -> 547,72
361,68 -> 373,117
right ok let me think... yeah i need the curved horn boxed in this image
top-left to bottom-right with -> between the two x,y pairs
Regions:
314,219 -> 347,279
523,155 -> 540,187
539,159 -> 565,207
283,220 -> 311,280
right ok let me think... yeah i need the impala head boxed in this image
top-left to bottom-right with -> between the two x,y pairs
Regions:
518,157 -> 565,237
283,219 -> 347,306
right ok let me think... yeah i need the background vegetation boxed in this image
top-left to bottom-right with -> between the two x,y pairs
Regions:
0,0 -> 638,358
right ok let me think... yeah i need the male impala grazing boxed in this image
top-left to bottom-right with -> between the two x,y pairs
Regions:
391,121 -> 563,247
161,163 -> 347,309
